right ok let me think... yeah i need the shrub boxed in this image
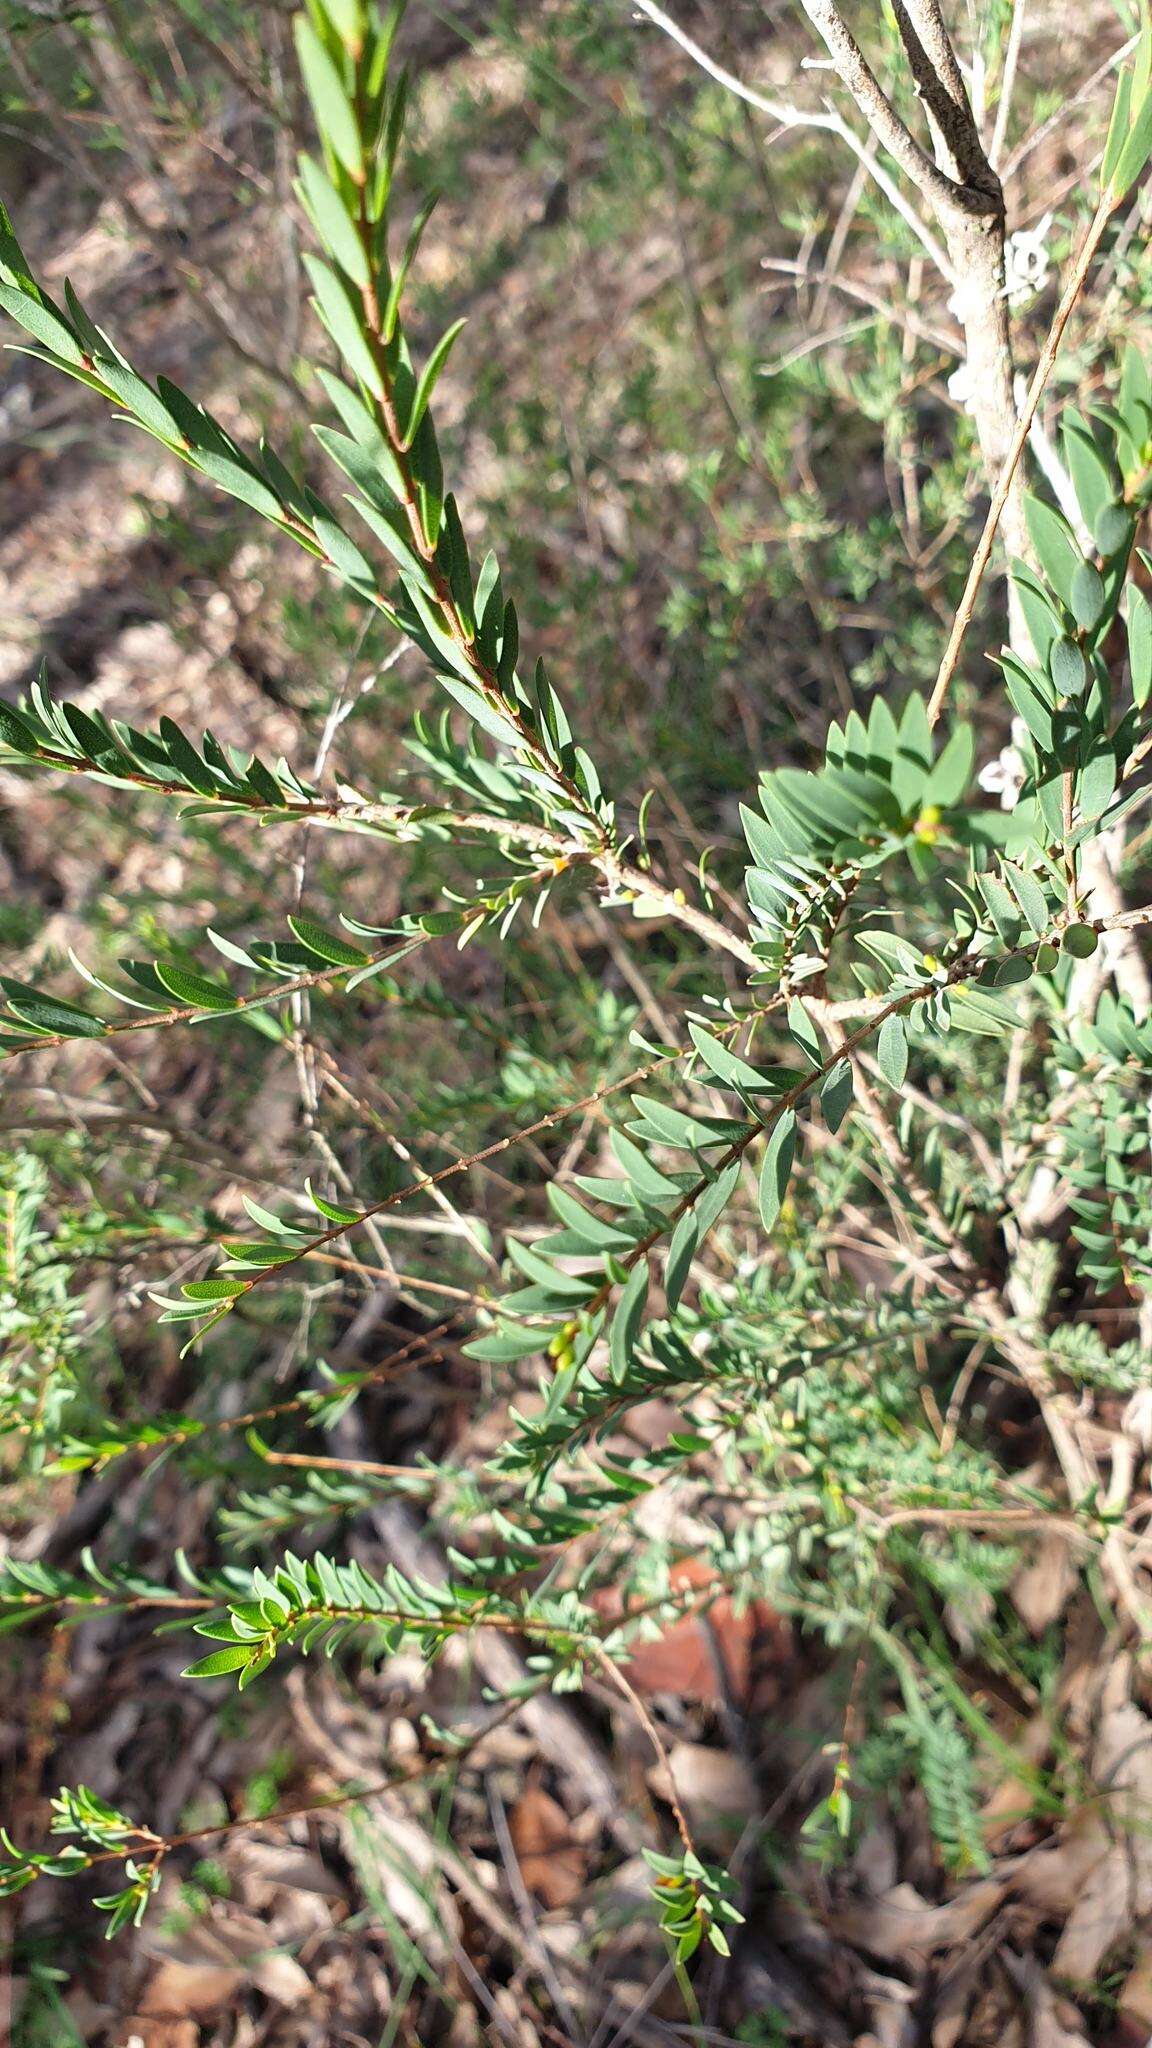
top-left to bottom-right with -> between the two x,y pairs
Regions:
3,0 -> 1152,2009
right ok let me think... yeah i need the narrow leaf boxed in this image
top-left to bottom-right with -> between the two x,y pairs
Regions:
404,318 -> 466,445
757,1108 -> 796,1234
876,1013 -> 908,1090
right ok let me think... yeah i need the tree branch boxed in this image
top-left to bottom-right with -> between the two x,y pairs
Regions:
890,0 -> 994,190
797,0 -> 978,217
628,0 -> 952,275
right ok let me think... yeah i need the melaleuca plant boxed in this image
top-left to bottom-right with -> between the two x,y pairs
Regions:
4,0 -> 1152,1977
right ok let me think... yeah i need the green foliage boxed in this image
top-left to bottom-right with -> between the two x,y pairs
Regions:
0,1786 -> 161,1936
644,1846 -> 744,1962
0,670 -> 328,818
1059,992 -> 1152,1295
182,1547 -> 598,1689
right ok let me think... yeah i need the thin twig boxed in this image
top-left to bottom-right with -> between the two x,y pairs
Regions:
989,0 -> 1028,169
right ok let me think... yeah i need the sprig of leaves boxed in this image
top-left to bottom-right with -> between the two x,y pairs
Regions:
644,1847 -> 745,1962
0,1788 -> 162,1936
0,1 -> 604,850
182,1549 -> 599,1690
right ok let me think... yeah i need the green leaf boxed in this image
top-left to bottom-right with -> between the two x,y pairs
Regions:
923,724 -> 973,808
506,1239 -> 595,1300
757,1107 -> 796,1234
184,1644 -> 255,1679
786,998 -> 822,1069
304,255 -> 383,398
465,1326 -> 553,1362
219,1241 -> 299,1268
151,965 -> 236,1011
977,872 -> 1022,944
1094,503 -> 1133,558
346,490 -> 434,594
876,1013 -> 908,1089
97,360 -> 179,441
687,1022 -> 778,1094
1002,863 -> 1048,936
1024,495 -> 1080,602
296,152 -> 369,285
159,716 -> 216,794
1036,772 -> 1066,841
314,370 -> 404,495
1012,562 -> 1062,665
194,449 -> 286,522
1128,588 -> 1152,706
382,192 -> 438,341
0,979 -> 104,1037
293,14 -> 361,175
1002,665 -> 1054,753
694,1159 -> 741,1237
287,916 -> 368,967
62,702 -> 118,766
0,281 -> 83,363
313,513 -> 375,585
1062,413 -> 1116,532
628,1095 -> 741,1150
307,1184 -> 362,1225
1117,346 -> 1152,471
664,1211 -> 698,1312
546,1184 -> 634,1251
609,1259 -> 649,1381
0,700 -> 38,751
0,195 -> 36,295
1050,638 -> 1088,698
1103,53 -> 1135,191
1070,561 -> 1106,632
404,318 -> 467,445
438,676 -> 522,744
820,1059 -> 854,1133
1106,30 -> 1152,200
1077,745 -> 1117,822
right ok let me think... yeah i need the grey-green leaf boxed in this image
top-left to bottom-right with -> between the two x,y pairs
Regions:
296,153 -> 369,286
304,256 -> 383,398
876,1013 -> 908,1090
404,318 -> 467,445
1129,587 -> 1152,707
293,15 -> 361,176
610,1260 -> 649,1381
820,1059 -> 854,1133
1070,561 -> 1105,632
664,1212 -> 698,1313
757,1107 -> 796,1234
